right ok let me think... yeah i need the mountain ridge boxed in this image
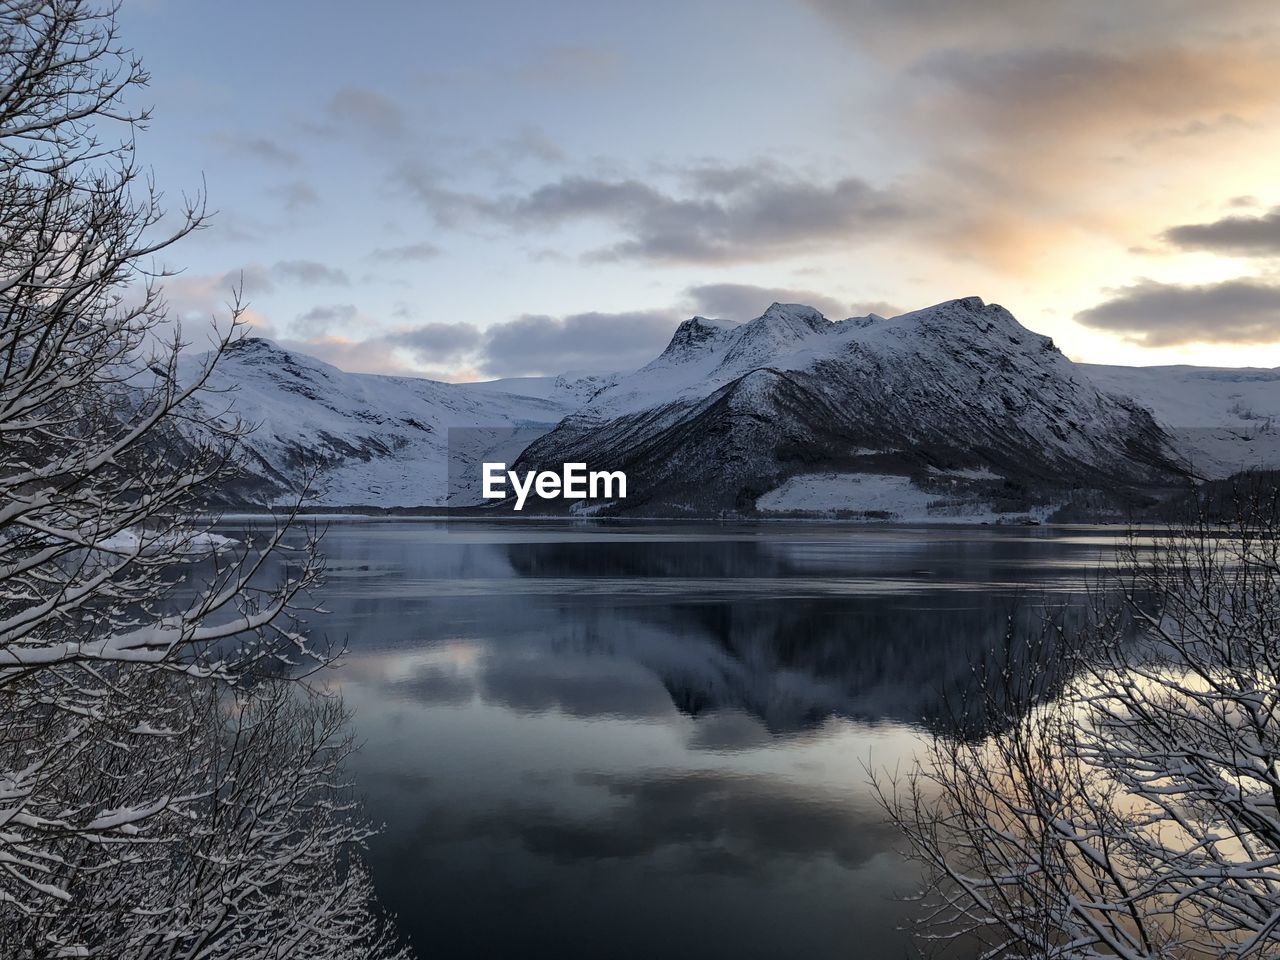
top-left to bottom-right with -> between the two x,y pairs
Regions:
510,297 -> 1184,517
185,298 -> 1280,518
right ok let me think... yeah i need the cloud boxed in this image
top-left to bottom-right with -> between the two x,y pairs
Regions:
162,266 -> 276,322
394,165 -> 493,229
210,133 -> 300,167
279,308 -> 668,379
497,126 -> 565,165
405,166 -> 914,265
272,259 -> 350,285
467,769 -> 895,875
1162,207 -> 1280,256
203,210 -> 273,246
469,284 -> 875,377
293,303 -> 358,334
1075,277 -> 1280,346
683,283 -> 853,321
386,322 -> 481,362
915,45 -> 1280,148
389,667 -> 475,707
803,0 -> 1068,55
1133,113 -> 1252,148
327,86 -> 404,139
270,180 -> 320,214
253,282 -> 874,380
849,299 -> 904,317
679,161 -> 785,195
803,0 -> 1278,60
159,262 -> 352,336
937,44 -> 1280,266
541,173 -> 909,263
514,45 -> 621,88
275,333 -> 418,376
479,309 -> 680,377
371,241 -> 442,263
477,657 -> 674,720
796,0 -> 1280,272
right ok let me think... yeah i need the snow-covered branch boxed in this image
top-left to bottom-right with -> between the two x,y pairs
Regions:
0,3 -> 407,955
879,489 -> 1280,958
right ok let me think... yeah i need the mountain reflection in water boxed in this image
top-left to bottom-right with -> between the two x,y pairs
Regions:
229,520 -> 1134,960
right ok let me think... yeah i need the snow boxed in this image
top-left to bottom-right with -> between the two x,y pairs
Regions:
577,303 -> 859,417
755,472 -> 1049,523
520,296 -> 1172,516
185,302 -> 1280,515
575,298 -> 1120,487
183,338 -> 582,507
1084,363 -> 1280,478
93,529 -> 237,556
1082,364 -> 1280,429
466,370 -> 621,405
927,465 -> 1002,481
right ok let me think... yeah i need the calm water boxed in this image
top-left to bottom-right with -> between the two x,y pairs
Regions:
239,520 -> 1133,960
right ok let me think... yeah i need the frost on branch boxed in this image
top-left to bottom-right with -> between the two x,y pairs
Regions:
879,485 -> 1280,959
0,2 -> 406,956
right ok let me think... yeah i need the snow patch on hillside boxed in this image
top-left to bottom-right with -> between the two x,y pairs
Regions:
756,472 -> 1049,523
927,465 -> 1002,481
1084,364 -> 1280,477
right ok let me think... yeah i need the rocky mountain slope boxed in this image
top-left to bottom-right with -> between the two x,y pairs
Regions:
510,298 -> 1186,517
183,300 -> 1280,519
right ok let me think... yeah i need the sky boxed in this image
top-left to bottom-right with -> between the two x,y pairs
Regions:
117,0 -> 1280,380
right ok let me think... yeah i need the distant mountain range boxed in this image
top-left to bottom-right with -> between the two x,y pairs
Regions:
187,298 -> 1280,520
183,337 -> 602,505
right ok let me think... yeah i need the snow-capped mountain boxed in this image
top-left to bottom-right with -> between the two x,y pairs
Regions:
511,297 -> 1185,517
185,299 -> 1280,519
184,338 -> 593,506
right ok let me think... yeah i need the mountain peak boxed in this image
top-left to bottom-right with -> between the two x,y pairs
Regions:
757,302 -> 829,331
226,335 -> 280,354
657,315 -> 736,361
894,297 -> 1036,342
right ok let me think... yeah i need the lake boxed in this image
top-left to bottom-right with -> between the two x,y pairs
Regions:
237,520 -> 1134,960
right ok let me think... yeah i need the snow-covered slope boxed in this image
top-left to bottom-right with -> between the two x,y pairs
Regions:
1083,364 -> 1280,479
182,303 -> 1280,519
468,370 -> 621,406
184,338 -> 581,506
512,298 -> 1184,517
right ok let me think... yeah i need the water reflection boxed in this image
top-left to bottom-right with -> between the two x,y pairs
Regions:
224,521 -> 1129,960
467,768 -> 900,874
